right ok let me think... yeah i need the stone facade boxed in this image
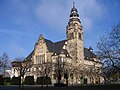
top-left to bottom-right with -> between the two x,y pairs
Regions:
12,4 -> 104,85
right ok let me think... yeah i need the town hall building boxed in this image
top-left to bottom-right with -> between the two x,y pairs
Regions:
12,3 -> 104,85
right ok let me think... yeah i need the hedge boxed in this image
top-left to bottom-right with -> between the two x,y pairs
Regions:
4,77 -> 11,82
24,76 -> 34,85
11,76 -> 21,85
36,76 -> 51,85
0,75 -> 3,85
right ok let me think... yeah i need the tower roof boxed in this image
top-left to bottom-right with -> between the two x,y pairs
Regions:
71,2 -> 78,13
70,2 -> 79,18
68,2 -> 81,24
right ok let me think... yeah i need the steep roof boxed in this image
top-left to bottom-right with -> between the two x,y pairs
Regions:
24,39 -> 97,61
44,39 -> 54,52
84,48 -> 97,58
44,39 -> 67,54
24,50 -> 34,61
44,39 -> 71,58
53,40 -> 66,54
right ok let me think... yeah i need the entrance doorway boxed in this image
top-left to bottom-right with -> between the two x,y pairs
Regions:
84,78 -> 87,84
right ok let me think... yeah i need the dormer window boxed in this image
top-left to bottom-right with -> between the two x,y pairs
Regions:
55,53 -> 56,55
89,47 -> 93,52
65,41 -> 67,45
63,45 -> 66,49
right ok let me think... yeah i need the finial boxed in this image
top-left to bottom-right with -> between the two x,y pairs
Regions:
73,2 -> 75,8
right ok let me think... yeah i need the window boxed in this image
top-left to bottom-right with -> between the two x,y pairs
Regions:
36,56 -> 38,64
63,45 -> 66,49
42,54 -> 45,63
79,33 -> 82,40
27,68 -> 30,72
69,33 -> 74,40
36,54 -> 45,64
34,68 -> 36,71
61,57 -> 64,63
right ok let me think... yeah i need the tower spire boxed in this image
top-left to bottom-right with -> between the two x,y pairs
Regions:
73,2 -> 75,8
69,2 -> 80,22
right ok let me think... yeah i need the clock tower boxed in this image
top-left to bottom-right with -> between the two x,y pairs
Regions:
66,3 -> 84,65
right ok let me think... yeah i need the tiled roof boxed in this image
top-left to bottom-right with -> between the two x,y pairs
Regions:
24,39 -> 97,61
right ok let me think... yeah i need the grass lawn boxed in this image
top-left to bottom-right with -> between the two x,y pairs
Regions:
0,84 -> 120,90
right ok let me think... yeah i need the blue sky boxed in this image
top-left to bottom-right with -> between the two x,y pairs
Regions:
0,0 -> 120,60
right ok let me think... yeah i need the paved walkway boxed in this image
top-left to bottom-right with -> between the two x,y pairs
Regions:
0,86 -> 20,90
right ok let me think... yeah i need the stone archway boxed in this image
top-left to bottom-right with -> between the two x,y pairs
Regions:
83,76 -> 90,84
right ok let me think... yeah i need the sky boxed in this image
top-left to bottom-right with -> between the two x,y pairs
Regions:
0,0 -> 120,60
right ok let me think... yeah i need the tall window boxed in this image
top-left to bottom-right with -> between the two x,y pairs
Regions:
79,33 -> 82,40
69,33 -> 74,40
41,54 -> 45,63
36,54 -> 45,64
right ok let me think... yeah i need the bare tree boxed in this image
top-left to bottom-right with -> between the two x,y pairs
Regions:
97,23 -> 120,71
0,53 -> 10,77
0,57 -> 3,68
12,57 -> 32,88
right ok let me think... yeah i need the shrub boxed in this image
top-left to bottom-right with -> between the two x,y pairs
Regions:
24,76 -> 34,85
11,77 -> 21,85
4,77 -> 11,82
0,75 -> 3,85
36,76 -> 51,85
3,77 -> 11,85
47,77 -> 52,85
36,76 -> 43,85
